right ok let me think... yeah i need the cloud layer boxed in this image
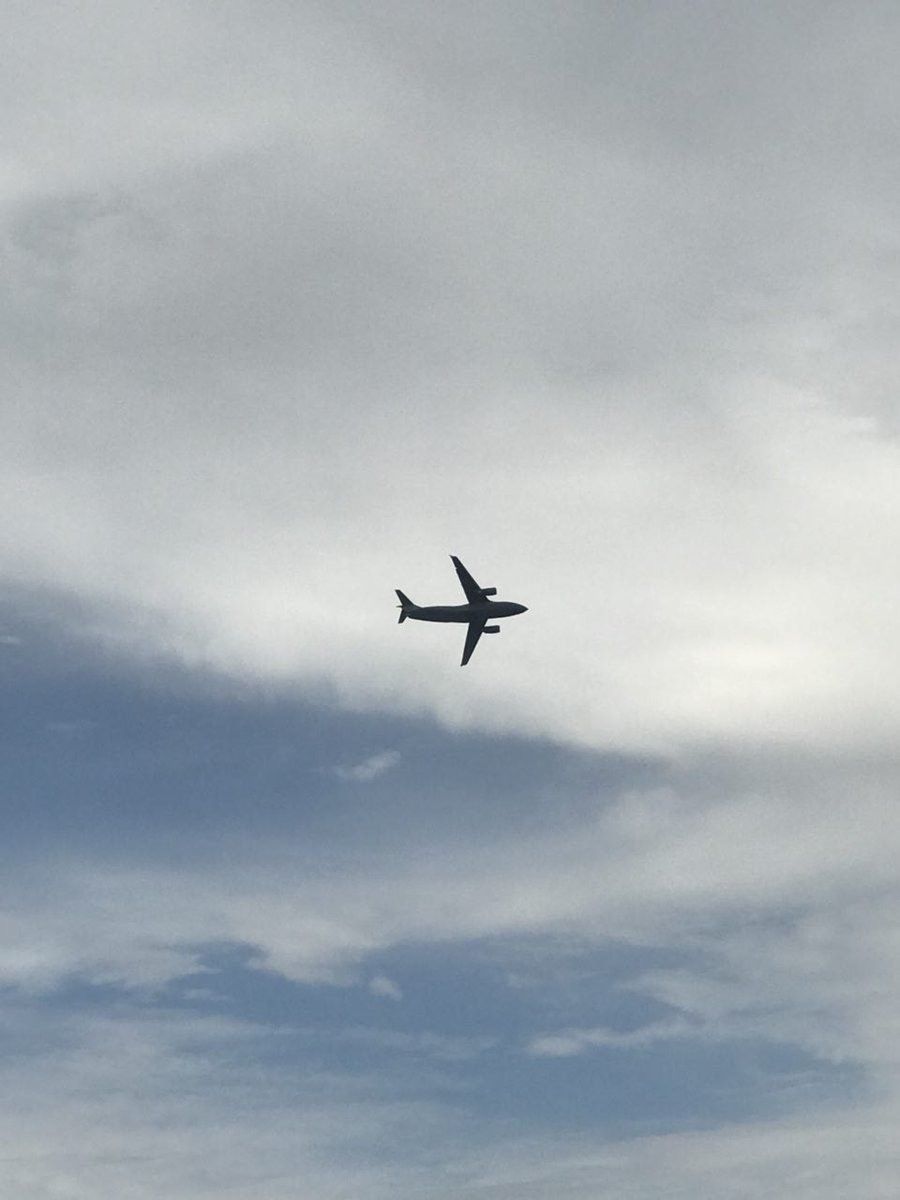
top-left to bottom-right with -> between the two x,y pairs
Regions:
6,3 -> 900,1197
5,2 -> 900,752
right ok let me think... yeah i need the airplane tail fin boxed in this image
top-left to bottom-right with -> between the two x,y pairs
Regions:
395,589 -> 414,623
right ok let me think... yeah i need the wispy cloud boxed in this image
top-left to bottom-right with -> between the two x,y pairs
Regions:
332,750 -> 401,784
527,1017 -> 699,1058
0,995 -> 895,1200
369,973 -> 403,1001
0,1002 -> 465,1200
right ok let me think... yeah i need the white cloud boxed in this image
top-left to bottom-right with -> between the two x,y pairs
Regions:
1,997 -> 899,1200
369,973 -> 403,1001
2,760 -> 899,1060
3,755 -> 900,1196
455,1103 -> 900,1200
4,4 -> 900,756
6,6 -> 900,1194
333,750 -> 401,783
527,1016 -> 698,1058
0,1003 -> 462,1200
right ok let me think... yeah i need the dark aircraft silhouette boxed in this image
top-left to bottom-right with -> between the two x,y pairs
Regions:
396,555 -> 528,665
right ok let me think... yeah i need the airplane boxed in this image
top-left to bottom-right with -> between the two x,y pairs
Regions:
395,555 -> 528,666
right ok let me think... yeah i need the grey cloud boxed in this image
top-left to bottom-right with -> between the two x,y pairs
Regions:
0,1002 -> 465,1200
3,759 -> 899,1037
11,2 -> 893,397
0,991 -> 897,1200
5,4 -> 900,749
453,1102 -> 900,1200
8,7 -> 900,1196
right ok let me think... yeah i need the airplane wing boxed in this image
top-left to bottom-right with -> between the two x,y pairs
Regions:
460,620 -> 486,666
451,555 -> 484,603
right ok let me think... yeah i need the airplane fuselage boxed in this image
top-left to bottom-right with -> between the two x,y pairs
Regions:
396,556 -> 527,664
404,600 -> 527,624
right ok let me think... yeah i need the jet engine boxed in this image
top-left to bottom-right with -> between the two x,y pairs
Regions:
479,587 -> 497,597
483,625 -> 500,634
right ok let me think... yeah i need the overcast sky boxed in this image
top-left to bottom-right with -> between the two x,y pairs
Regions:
5,2 -> 900,1196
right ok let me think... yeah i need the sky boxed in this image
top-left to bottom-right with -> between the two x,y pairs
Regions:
4,1 -> 900,1195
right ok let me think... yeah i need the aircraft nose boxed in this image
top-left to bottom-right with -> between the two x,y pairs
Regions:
517,603 -> 528,614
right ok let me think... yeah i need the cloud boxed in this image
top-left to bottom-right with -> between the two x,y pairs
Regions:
6,5 -> 900,1195
0,1001 -> 468,1200
0,994 -> 898,1200
3,756 -> 899,1057
369,973 -> 403,1001
3,715 -> 900,1195
333,750 -> 401,783
4,3 -> 900,756
527,1017 -> 698,1058
453,1101 -> 900,1200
